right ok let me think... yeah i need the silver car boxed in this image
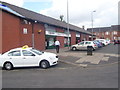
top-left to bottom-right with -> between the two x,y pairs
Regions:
71,41 -> 98,51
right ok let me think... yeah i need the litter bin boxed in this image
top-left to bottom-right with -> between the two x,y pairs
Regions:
87,46 -> 93,55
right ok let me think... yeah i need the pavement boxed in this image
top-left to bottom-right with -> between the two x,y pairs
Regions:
44,45 -> 119,68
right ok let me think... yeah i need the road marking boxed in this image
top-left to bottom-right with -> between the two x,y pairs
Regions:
90,53 -> 104,64
75,53 -> 104,64
102,57 -> 109,61
75,57 -> 88,63
59,52 -> 119,68
105,54 -> 120,57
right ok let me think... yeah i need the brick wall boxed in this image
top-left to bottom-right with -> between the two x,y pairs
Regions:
2,11 -> 20,53
70,31 -> 76,45
1,11 -> 46,53
34,23 -> 45,50
56,28 -> 64,48
0,10 -> 2,54
20,20 -> 33,47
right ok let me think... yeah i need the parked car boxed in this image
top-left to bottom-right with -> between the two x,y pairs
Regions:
71,41 -> 98,51
114,40 -> 120,44
0,46 -> 58,70
93,40 -> 103,48
95,39 -> 108,46
105,39 -> 111,45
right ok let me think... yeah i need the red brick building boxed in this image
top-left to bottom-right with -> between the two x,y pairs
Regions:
87,25 -> 120,41
0,2 -> 92,53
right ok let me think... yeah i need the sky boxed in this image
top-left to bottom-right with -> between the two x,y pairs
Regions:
1,0 -> 120,29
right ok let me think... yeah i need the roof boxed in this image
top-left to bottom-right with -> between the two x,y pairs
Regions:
111,25 -> 120,31
87,27 -> 111,32
87,25 -> 120,32
0,3 -> 24,17
1,1 -> 91,35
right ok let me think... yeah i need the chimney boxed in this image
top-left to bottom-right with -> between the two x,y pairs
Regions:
82,26 -> 85,29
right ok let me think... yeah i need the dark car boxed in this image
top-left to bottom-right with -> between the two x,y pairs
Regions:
114,40 -> 120,44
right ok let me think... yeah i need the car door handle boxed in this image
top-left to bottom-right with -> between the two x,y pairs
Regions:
9,58 -> 12,59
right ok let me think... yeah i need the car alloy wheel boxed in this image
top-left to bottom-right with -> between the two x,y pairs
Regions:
40,60 -> 49,69
4,62 -> 13,70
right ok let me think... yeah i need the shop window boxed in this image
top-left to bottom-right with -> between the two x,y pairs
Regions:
102,33 -> 104,36
105,32 -> 110,35
113,31 -> 117,35
94,33 -> 96,35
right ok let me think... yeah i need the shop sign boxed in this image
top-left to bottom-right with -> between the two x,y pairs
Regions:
46,31 -> 71,37
76,33 -> 80,37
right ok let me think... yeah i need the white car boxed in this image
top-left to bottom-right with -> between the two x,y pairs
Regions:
106,39 -> 111,45
71,41 -> 98,51
0,46 -> 58,70
95,39 -> 108,46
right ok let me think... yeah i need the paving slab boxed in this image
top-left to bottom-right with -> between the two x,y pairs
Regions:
101,57 -> 110,61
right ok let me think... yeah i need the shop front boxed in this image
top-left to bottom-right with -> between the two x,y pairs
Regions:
45,24 -> 71,49
64,37 -> 71,47
76,32 -> 81,44
45,35 -> 56,49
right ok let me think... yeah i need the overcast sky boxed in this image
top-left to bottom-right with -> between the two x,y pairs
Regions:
1,0 -> 119,29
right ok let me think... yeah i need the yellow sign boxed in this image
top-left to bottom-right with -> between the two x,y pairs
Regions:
22,45 -> 29,49
38,30 -> 42,33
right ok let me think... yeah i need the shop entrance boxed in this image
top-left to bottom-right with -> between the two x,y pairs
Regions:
64,37 -> 71,47
45,35 -> 56,49
76,37 -> 81,44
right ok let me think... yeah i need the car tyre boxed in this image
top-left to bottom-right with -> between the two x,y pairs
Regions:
72,47 -> 77,51
102,44 -> 105,46
40,60 -> 50,69
4,62 -> 13,70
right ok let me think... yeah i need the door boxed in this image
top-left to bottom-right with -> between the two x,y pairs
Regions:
45,35 -> 56,49
78,42 -> 84,50
7,50 -> 23,67
22,50 -> 40,66
84,41 -> 93,50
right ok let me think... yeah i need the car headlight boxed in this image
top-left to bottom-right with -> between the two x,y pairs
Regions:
49,55 -> 58,60
56,56 -> 58,58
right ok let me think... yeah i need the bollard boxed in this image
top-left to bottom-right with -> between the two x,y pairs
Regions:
87,46 -> 93,55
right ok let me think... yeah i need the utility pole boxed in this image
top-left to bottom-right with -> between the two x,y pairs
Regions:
67,0 -> 70,49
91,10 -> 96,41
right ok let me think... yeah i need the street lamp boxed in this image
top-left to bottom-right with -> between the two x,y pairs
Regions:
67,0 -> 70,49
91,10 -> 96,41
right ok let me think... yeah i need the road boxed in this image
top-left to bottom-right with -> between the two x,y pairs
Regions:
1,44 -> 119,88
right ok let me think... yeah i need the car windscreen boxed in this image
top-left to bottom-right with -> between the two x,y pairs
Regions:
30,49 -> 43,55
